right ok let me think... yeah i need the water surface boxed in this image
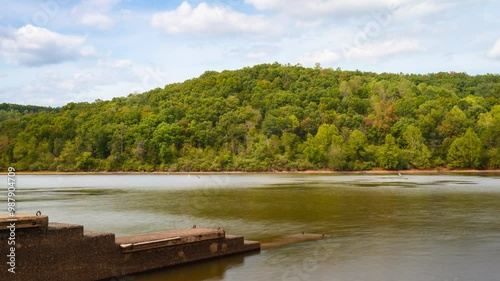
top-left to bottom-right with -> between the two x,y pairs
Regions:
3,173 -> 500,281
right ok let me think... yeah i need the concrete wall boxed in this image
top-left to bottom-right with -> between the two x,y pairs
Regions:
0,215 -> 260,281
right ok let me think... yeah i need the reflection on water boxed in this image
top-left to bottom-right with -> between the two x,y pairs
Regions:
132,253 -> 255,281
3,173 -> 500,281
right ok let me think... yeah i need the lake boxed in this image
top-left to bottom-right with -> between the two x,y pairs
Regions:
4,173 -> 500,281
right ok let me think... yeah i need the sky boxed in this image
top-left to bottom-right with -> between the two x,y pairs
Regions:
0,0 -> 499,107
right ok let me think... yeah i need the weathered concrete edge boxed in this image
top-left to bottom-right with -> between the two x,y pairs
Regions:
0,215 -> 261,281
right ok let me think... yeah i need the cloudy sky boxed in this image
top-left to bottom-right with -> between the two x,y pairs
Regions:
1,0 -> 499,106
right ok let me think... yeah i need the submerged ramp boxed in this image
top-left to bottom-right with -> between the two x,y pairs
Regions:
261,233 -> 329,249
0,214 -> 260,281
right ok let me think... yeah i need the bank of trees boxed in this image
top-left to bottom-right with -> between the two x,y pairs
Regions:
1,63 -> 499,172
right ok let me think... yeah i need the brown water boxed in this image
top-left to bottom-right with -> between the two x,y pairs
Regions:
8,173 -> 500,281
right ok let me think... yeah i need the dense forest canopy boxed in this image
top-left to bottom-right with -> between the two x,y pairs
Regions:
1,63 -> 500,172
0,103 -> 59,122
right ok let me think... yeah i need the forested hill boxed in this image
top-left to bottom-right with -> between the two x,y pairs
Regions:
1,63 -> 500,172
0,103 -> 59,122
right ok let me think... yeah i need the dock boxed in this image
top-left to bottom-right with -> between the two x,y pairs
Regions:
0,214 -> 260,281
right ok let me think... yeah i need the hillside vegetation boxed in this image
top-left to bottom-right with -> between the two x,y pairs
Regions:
1,63 -> 500,172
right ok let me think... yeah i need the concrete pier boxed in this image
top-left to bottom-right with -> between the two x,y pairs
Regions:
0,214 -> 260,281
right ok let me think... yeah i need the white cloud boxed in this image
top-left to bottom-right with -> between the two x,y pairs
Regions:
152,1 -> 275,35
97,58 -> 132,68
245,0 -> 402,16
72,0 -> 120,29
488,39 -> 500,59
226,44 -> 280,61
295,20 -> 323,29
5,58 -> 171,106
1,0 -> 498,107
298,49 -> 340,65
79,0 -> 121,11
394,1 -> 459,20
245,0 -> 476,20
80,13 -> 114,29
0,25 -> 95,66
243,0 -> 280,10
246,51 -> 268,59
402,1 -> 446,16
342,39 -> 421,60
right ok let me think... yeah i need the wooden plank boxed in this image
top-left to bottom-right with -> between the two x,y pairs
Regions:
0,214 -> 48,230
116,228 -> 226,253
120,236 -> 182,253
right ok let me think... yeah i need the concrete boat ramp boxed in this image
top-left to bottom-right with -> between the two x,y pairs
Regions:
0,214 -> 260,281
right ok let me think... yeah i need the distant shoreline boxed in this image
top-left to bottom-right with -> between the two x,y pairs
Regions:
9,169 -> 500,175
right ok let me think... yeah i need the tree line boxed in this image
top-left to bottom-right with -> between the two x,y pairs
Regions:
1,63 -> 499,172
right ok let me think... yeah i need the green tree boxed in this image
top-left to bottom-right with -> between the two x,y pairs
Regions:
487,148 -> 500,168
0,63 -> 499,172
438,106 -> 468,139
345,129 -> 373,170
302,124 -> 343,168
378,134 -> 403,170
447,128 -> 483,169
402,125 -> 432,169
76,152 -> 96,171
57,140 -> 80,171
